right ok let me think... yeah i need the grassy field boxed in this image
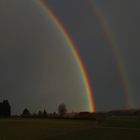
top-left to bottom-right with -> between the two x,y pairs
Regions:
0,117 -> 140,140
104,116 -> 140,128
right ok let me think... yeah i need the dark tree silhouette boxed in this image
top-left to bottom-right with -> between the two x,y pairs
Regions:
0,100 -> 11,117
38,110 -> 43,117
53,112 -> 57,118
58,103 -> 67,116
22,108 -> 30,117
43,110 -> 47,117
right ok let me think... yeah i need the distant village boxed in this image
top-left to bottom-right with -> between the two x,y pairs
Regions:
1,100 -> 140,120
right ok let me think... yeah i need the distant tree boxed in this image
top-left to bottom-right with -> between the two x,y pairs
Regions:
58,103 -> 67,116
0,100 -> 11,117
43,110 -> 47,117
0,103 -> 2,117
22,108 -> 30,117
32,112 -> 37,117
53,112 -> 57,117
38,110 -> 43,117
3,100 -> 11,117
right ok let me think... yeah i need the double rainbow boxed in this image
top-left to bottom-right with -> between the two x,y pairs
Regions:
37,0 -> 132,111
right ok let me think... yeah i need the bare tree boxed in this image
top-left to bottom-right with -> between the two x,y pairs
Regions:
58,103 -> 67,116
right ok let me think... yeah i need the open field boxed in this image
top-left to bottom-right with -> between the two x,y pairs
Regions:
0,117 -> 140,140
104,116 -> 140,128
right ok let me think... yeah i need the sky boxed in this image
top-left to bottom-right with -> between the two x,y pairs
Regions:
0,0 -> 140,114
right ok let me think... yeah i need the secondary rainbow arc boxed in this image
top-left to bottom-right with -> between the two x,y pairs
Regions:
37,0 -> 95,112
88,0 -> 132,109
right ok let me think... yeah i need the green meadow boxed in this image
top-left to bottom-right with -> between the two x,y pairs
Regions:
0,117 -> 140,140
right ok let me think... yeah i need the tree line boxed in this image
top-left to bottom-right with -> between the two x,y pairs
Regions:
2,99 -> 140,120
0,100 -> 67,118
21,103 -> 67,118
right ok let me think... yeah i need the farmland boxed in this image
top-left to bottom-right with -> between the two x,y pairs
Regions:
0,117 -> 140,140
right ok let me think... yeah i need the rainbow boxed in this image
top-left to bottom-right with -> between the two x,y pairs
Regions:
88,0 -> 132,109
37,0 -> 95,112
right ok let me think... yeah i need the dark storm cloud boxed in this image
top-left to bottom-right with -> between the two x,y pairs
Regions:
45,0 -> 140,110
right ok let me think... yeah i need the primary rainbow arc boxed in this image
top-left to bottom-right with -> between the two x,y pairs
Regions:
37,0 -> 95,112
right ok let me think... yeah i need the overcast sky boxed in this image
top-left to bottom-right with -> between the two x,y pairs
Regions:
44,0 -> 140,110
0,0 -> 140,114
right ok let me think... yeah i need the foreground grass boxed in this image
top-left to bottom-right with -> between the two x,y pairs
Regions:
0,119 -> 95,140
104,116 -> 140,128
0,118 -> 140,140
